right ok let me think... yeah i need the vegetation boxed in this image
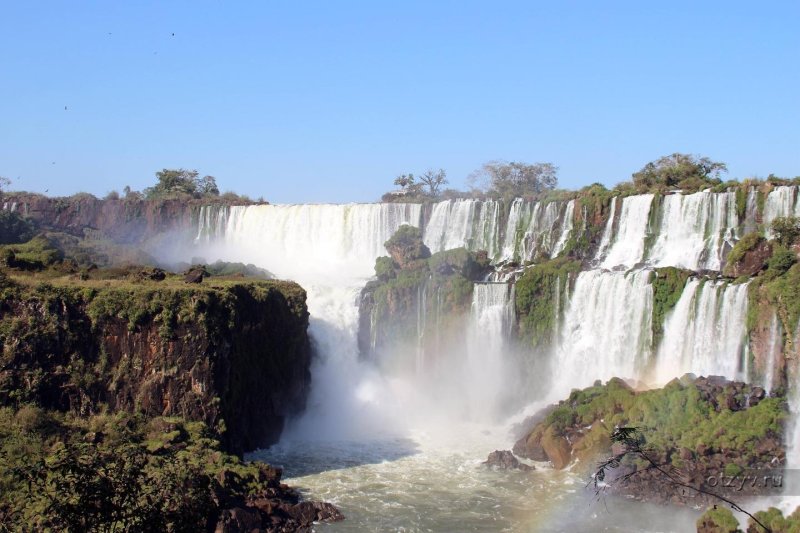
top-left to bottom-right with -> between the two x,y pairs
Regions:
629,153 -> 727,193
0,407 -> 285,531
0,210 -> 37,245
770,216 -> 800,248
650,267 -> 692,346
384,169 -> 449,202
514,257 -> 582,347
469,161 -> 558,199
144,169 -> 220,200
726,233 -> 765,268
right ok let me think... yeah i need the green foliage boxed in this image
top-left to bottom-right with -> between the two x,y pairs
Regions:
0,211 -> 37,244
748,506 -> 800,533
514,257 -> 582,347
697,506 -> 742,533
533,378 -> 786,461
650,267 -> 692,346
0,234 -> 64,270
771,216 -> 800,248
470,161 -> 558,199
761,262 -> 800,330
630,153 -> 727,193
0,408 -> 278,531
766,248 -> 797,278
727,233 -> 765,267
144,169 -> 220,200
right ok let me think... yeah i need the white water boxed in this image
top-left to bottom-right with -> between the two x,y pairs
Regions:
551,269 -> 653,393
647,191 -> 739,271
466,283 -> 516,421
186,195 -> 800,531
764,186 -> 800,238
599,195 -> 654,269
764,312 -> 783,393
652,279 -> 750,385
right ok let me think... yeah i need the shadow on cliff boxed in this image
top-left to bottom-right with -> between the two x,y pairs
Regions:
248,437 -> 420,478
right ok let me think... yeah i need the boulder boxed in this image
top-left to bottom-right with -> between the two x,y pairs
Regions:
541,426 -> 572,469
483,450 -> 534,471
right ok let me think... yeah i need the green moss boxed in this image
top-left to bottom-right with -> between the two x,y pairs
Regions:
528,378 -> 786,468
650,267 -> 692,346
727,232 -> 763,267
698,506 -> 742,533
515,257 -> 582,347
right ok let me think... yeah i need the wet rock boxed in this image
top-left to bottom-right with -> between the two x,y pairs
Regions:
541,426 -> 572,469
483,450 -> 534,471
184,267 -> 205,283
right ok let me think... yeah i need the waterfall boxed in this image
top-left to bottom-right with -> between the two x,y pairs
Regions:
466,282 -> 515,420
594,196 -> 617,262
764,186 -> 800,238
652,279 -> 749,384
764,312 -> 783,393
551,200 -> 576,257
551,270 -> 654,392
194,202 -> 425,440
647,191 -> 740,271
599,194 -> 654,269
424,199 -> 478,253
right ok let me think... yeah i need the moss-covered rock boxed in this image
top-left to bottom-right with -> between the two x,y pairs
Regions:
514,257 -> 582,348
697,507 -> 742,533
724,233 -> 771,278
358,227 -> 488,366
513,376 -> 786,505
650,267 -> 692,346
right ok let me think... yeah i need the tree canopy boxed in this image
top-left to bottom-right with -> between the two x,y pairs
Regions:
470,161 -> 558,199
631,153 -> 727,192
143,169 -> 220,200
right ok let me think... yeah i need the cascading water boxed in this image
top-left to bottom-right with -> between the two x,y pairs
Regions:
184,189 -> 796,531
647,191 -> 739,271
765,185 -> 800,238
551,269 -> 654,393
652,279 -> 750,385
598,194 -> 654,269
466,282 -> 515,421
764,312 -> 783,393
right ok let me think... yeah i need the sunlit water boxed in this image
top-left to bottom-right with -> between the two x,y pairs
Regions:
184,200 -> 800,532
250,423 -> 702,532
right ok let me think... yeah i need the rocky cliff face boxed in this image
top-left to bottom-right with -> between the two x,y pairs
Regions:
0,275 -> 311,454
2,193 -> 202,243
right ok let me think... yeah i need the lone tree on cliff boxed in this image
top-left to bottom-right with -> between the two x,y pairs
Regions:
469,161 -> 558,199
144,169 -> 220,200
418,169 -> 448,198
630,153 -> 727,192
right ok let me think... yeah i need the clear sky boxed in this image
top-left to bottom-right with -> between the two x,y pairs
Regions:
1,1 -> 798,203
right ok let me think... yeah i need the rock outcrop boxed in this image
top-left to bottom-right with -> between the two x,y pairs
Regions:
513,375 -> 787,506
0,274 -> 312,454
483,450 -> 534,471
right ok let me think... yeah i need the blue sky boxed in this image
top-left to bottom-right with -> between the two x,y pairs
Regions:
1,1 -> 798,203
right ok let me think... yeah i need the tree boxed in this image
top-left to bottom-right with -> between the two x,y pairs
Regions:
631,153 -> 727,192
470,161 -> 558,199
144,169 -> 221,199
770,216 -> 800,248
392,174 -> 423,196
418,169 -> 448,198
197,175 -> 219,196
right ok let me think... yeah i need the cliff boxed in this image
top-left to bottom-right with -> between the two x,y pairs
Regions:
0,272 -> 311,455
